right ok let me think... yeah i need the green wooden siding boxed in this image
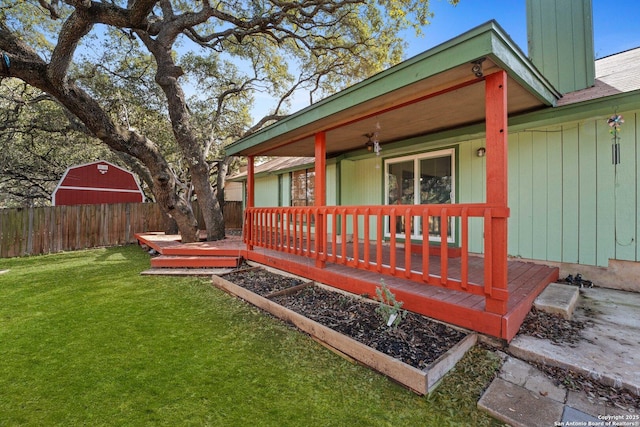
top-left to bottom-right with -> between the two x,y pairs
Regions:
326,163 -> 337,206
457,138 -> 486,253
526,0 -> 595,94
339,157 -> 382,238
507,110 -> 640,266
279,173 -> 291,206
254,175 -> 279,207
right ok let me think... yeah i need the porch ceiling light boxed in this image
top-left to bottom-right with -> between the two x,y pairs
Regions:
363,132 -> 382,156
471,58 -> 486,78
364,133 -> 375,151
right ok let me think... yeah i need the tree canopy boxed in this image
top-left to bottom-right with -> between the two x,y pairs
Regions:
0,0 -> 456,241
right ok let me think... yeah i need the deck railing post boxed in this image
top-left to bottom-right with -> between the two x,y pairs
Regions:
485,71 -> 509,315
246,156 -> 255,251
315,132 -> 326,268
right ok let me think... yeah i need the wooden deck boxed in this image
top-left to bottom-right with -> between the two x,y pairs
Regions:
136,232 -> 558,341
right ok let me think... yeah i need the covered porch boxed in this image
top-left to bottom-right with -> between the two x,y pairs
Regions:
224,22 -> 562,341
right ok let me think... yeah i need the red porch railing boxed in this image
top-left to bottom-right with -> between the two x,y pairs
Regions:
244,203 -> 509,314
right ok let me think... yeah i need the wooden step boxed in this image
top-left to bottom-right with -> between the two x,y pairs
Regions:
151,255 -> 241,269
161,246 -> 246,257
141,268 -> 237,276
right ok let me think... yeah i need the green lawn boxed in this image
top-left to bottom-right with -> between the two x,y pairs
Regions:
0,245 -> 501,426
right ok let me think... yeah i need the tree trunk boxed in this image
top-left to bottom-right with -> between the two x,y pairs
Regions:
151,43 -> 225,241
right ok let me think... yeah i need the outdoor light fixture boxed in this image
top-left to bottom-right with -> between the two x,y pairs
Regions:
364,133 -> 375,151
476,147 -> 486,157
363,121 -> 382,156
471,58 -> 486,78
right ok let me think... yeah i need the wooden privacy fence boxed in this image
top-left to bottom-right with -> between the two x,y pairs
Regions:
0,203 -> 164,258
0,201 -> 244,258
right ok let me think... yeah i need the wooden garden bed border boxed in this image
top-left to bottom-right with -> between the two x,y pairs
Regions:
211,274 -> 477,395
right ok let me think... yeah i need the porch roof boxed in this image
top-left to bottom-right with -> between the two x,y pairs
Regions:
226,21 -> 561,158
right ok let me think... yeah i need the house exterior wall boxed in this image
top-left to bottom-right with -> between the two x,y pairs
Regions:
339,157 -> 382,238
328,107 -> 640,269
508,109 -> 640,268
245,106 -> 640,271
280,173 -> 291,206
254,175 -> 279,207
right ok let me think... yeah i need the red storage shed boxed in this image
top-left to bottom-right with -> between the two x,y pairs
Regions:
52,160 -> 144,206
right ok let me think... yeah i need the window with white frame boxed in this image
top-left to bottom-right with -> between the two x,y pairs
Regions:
384,149 -> 455,242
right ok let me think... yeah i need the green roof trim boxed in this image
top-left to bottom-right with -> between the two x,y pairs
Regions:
509,89 -> 640,130
226,20 -> 560,157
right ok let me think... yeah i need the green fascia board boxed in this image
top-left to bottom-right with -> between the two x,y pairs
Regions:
485,28 -> 561,104
226,21 -> 559,156
509,89 -> 640,130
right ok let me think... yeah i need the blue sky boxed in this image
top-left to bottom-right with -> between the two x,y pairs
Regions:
406,0 -> 640,59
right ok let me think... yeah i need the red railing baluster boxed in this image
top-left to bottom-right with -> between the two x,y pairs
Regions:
364,208 -> 370,270
390,208 -> 397,275
331,209 -> 337,263
306,210 -> 312,257
404,207 -> 412,278
440,208 -> 448,286
461,207 -> 469,290
352,210 -> 359,267
340,209 -> 347,264
376,210 -> 383,272
422,208 -> 430,282
322,208 -> 328,262
484,209 -> 493,296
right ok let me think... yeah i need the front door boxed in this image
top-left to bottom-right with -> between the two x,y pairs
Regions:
384,149 -> 455,242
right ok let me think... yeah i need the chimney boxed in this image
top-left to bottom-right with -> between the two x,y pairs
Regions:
526,0 -> 595,94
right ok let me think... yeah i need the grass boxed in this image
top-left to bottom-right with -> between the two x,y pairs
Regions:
0,245 -> 502,426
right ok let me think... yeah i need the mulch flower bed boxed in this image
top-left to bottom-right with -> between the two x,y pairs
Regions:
223,267 -> 467,370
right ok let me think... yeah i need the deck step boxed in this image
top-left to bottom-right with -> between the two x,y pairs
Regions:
533,282 -> 579,320
162,246 -> 245,257
141,267 -> 237,276
151,255 -> 241,269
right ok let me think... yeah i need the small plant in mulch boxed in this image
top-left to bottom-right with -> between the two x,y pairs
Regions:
375,279 -> 407,329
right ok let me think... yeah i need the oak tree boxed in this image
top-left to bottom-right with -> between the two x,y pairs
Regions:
0,0 -> 453,241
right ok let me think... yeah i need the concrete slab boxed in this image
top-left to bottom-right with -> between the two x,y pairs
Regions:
499,357 -> 566,403
478,378 -> 564,427
510,287 -> 640,396
565,391 -> 631,418
534,282 -> 579,319
562,406 -> 601,423
481,286 -> 640,426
